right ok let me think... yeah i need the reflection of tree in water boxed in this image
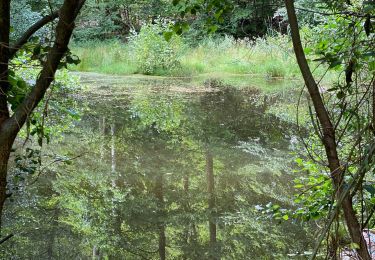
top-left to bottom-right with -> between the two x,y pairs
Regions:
1,84 -> 313,259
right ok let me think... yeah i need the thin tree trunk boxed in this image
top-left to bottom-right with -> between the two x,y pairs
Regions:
47,208 -> 59,259
0,0 -> 86,228
0,1 -> 11,233
92,246 -> 100,260
0,0 -> 10,127
206,150 -> 218,260
158,221 -> 166,260
182,172 -> 189,260
372,78 -> 375,131
99,117 -> 105,161
284,1 -> 370,259
111,124 -> 116,173
155,174 -> 166,260
0,148 -> 10,231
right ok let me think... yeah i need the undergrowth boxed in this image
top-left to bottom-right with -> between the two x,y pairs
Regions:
69,33 -> 330,79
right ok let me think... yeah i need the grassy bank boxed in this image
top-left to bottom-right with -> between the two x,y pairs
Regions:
70,35 -> 306,78
70,40 -> 137,75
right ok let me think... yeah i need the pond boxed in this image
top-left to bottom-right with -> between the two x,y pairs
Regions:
2,73 -> 314,259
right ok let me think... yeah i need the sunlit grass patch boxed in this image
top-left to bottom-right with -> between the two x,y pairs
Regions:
69,34 -> 333,81
70,40 -> 137,75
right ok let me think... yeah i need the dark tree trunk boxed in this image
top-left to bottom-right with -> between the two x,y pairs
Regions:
372,78 -> 375,130
158,222 -> 166,260
0,0 -> 11,229
0,0 -> 86,228
0,147 -> 10,230
206,150 -> 218,260
0,0 -> 10,126
284,0 -> 370,259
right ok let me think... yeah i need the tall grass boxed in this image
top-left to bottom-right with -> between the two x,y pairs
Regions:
179,35 -> 300,78
71,40 -> 137,75
69,35 -> 325,79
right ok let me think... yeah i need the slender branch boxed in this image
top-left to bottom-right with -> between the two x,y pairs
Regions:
285,0 -> 370,258
0,233 -> 13,244
311,140 -> 375,259
9,11 -> 59,59
1,0 -> 86,144
295,7 -> 375,19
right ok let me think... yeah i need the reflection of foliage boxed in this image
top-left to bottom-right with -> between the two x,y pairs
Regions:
3,83 -> 314,258
130,94 -> 184,135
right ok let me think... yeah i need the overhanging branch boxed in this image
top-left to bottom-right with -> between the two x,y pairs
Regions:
9,10 -> 59,59
2,0 -> 86,142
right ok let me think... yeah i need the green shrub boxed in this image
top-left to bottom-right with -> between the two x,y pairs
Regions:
128,23 -> 183,75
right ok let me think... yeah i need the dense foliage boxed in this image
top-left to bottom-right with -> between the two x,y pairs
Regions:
2,0 -> 375,259
129,22 -> 183,74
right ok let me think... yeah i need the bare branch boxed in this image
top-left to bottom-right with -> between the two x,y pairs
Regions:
0,233 -> 13,244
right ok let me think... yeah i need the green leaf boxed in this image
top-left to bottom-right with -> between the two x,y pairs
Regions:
363,1 -> 375,12
349,243 -> 360,249
208,25 -> 218,34
304,47 -> 313,55
329,58 -> 342,69
214,9 -> 223,20
163,31 -> 173,41
17,79 -> 27,89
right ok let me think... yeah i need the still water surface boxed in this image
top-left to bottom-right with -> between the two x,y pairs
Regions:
2,74 -> 313,259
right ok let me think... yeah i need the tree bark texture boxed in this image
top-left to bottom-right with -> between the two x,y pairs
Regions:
284,0 -> 370,259
0,0 -> 86,230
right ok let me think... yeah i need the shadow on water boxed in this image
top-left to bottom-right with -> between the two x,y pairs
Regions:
2,74 -> 314,259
